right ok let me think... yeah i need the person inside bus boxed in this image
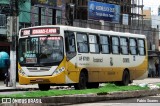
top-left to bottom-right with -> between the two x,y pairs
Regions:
51,42 -> 63,61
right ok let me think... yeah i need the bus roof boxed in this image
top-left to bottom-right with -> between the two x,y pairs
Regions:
20,25 -> 146,39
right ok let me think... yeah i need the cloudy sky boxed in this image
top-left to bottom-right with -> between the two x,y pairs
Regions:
143,0 -> 160,15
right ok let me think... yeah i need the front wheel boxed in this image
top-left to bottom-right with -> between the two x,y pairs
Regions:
74,72 -> 87,90
38,84 -> 50,91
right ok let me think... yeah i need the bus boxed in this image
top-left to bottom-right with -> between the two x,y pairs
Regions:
18,25 -> 148,91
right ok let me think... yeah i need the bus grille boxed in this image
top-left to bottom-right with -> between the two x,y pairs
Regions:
27,67 -> 51,72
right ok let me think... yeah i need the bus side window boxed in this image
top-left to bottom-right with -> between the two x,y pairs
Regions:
129,38 -> 138,55
138,39 -> 145,55
65,31 -> 76,60
89,34 -> 99,53
111,36 -> 120,54
120,37 -> 129,55
77,33 -> 89,53
100,35 -> 110,54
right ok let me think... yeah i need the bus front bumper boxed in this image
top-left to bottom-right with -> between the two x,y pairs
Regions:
18,73 -> 65,85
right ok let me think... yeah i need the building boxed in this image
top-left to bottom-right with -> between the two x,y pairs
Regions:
143,7 -> 151,27
0,0 -> 11,63
65,0 -> 144,26
30,0 -> 64,26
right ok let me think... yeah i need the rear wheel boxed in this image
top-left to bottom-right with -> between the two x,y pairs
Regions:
114,70 -> 130,86
122,70 -> 130,86
74,72 -> 87,90
38,84 -> 50,91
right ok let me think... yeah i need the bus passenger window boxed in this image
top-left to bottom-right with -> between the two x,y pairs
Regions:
77,33 -> 89,53
100,35 -> 110,54
120,37 -> 129,55
138,39 -> 145,55
65,31 -> 76,53
129,38 -> 137,55
65,31 -> 76,60
111,36 -> 119,54
89,34 -> 99,53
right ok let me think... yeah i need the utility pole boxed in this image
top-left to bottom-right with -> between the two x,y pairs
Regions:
8,0 -> 18,87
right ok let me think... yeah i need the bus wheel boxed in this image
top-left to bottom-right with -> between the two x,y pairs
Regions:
87,82 -> 99,89
121,70 -> 130,86
74,72 -> 87,90
114,70 -> 130,86
38,84 -> 50,91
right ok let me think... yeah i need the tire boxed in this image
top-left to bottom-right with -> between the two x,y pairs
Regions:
38,84 -> 50,91
87,82 -> 99,89
114,70 -> 130,86
121,70 -> 130,86
74,72 -> 87,90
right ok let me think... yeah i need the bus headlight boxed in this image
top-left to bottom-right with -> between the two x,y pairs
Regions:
18,69 -> 27,76
52,67 -> 65,76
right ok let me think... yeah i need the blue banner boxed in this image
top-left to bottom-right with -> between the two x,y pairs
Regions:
88,1 -> 120,23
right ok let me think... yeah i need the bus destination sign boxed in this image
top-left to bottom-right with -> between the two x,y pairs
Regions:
21,28 -> 59,36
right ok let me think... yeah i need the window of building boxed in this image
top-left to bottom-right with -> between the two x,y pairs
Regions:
77,33 -> 89,53
0,14 -> 6,27
138,39 -> 145,55
47,8 -> 53,25
41,7 -> 46,25
89,34 -> 99,53
100,35 -> 110,54
31,6 -> 39,26
111,36 -> 119,54
129,38 -> 137,55
120,37 -> 129,55
56,10 -> 62,24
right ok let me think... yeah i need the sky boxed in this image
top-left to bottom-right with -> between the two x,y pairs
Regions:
143,0 -> 160,15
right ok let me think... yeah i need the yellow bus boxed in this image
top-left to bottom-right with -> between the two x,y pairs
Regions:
18,25 -> 148,91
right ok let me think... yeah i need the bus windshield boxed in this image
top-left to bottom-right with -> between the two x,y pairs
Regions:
18,36 -> 63,66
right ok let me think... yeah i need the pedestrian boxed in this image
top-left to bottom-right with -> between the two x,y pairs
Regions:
4,58 -> 10,86
158,63 -> 160,78
0,51 -> 10,86
155,61 -> 159,77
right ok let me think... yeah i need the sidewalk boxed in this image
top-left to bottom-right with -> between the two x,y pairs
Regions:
0,78 -> 160,92
0,81 -> 38,92
133,78 -> 160,84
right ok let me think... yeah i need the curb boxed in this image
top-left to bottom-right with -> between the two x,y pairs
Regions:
0,88 -> 39,92
0,89 -> 160,105
40,89 -> 160,105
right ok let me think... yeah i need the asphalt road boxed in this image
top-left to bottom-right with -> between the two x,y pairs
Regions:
68,95 -> 160,106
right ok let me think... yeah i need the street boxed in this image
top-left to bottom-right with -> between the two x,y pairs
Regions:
68,95 -> 160,106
